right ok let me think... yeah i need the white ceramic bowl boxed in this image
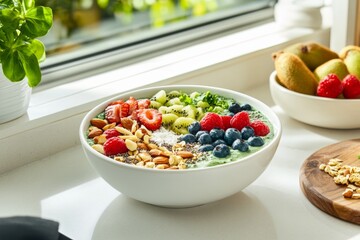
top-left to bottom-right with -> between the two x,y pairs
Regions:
270,71 -> 360,129
79,85 -> 282,208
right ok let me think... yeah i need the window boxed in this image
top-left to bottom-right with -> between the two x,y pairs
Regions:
38,0 -> 276,84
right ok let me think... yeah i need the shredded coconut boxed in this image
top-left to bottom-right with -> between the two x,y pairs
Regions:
151,127 -> 179,146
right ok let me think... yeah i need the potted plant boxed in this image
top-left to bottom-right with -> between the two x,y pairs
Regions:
0,0 -> 53,123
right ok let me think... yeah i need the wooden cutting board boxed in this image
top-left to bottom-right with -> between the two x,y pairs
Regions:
299,139 -> 360,225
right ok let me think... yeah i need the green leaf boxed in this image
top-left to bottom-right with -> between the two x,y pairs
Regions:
1,49 -> 25,82
27,39 -> 45,62
18,50 -> 41,87
23,0 -> 35,9
21,6 -> 53,38
0,8 -> 21,32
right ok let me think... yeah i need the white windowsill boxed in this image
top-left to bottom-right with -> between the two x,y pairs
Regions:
0,19 -> 332,173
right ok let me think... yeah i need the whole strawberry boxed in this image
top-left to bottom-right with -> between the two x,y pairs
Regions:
342,74 -> 360,99
316,74 -> 343,98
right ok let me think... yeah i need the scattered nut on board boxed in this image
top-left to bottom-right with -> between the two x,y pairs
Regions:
319,158 -> 360,199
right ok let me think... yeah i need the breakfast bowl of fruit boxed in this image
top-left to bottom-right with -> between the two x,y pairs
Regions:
79,85 -> 282,208
270,42 -> 360,129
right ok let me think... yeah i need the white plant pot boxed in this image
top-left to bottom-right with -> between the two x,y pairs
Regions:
0,73 -> 32,124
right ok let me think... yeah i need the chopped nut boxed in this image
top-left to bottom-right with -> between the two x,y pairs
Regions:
138,152 -> 152,162
135,129 -> 144,139
352,193 -> 360,199
93,134 -> 107,144
136,161 -> 145,167
115,126 -> 133,135
349,173 -> 360,183
143,135 -> 150,144
334,175 -> 348,185
145,162 -> 155,168
140,125 -> 152,136
156,164 -> 170,169
319,164 -> 326,170
102,122 -> 116,130
137,142 -> 148,150
147,143 -> 158,149
131,121 -> 138,133
342,188 -> 353,198
169,155 -> 182,166
119,135 -> 140,142
125,139 -> 138,151
114,156 -> 125,162
92,144 -> 105,154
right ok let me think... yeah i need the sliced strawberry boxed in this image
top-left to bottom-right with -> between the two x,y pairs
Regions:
105,102 -> 130,123
138,99 -> 151,109
105,104 -> 120,123
118,102 -> 130,118
126,96 -> 138,114
137,108 -> 162,131
108,99 -> 124,106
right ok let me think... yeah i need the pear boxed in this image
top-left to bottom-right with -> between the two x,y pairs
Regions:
339,45 -> 360,59
283,42 -> 338,71
272,51 -> 318,95
313,59 -> 349,82
341,49 -> 360,79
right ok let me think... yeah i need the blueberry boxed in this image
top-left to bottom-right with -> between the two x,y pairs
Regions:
212,139 -> 227,147
228,102 -> 241,114
248,136 -> 264,147
198,133 -> 212,145
195,130 -> 208,140
232,139 -> 249,152
224,128 -> 242,145
213,144 -> 230,158
199,144 -> 214,152
179,134 -> 196,143
240,103 -> 252,111
209,128 -> 225,141
188,121 -> 201,135
241,126 -> 255,140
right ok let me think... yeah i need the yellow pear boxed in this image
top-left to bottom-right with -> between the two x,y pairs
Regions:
313,59 -> 349,82
283,42 -> 338,71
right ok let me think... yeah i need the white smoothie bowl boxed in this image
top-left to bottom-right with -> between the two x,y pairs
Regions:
270,71 -> 360,129
79,85 -> 282,208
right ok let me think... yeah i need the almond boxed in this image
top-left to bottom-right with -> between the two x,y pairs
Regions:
176,151 -> 194,158
153,156 -> 169,164
88,127 -> 103,138
121,118 -> 134,130
90,118 -> 108,129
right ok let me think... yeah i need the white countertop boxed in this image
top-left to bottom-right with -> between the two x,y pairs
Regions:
1,84 -> 360,240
